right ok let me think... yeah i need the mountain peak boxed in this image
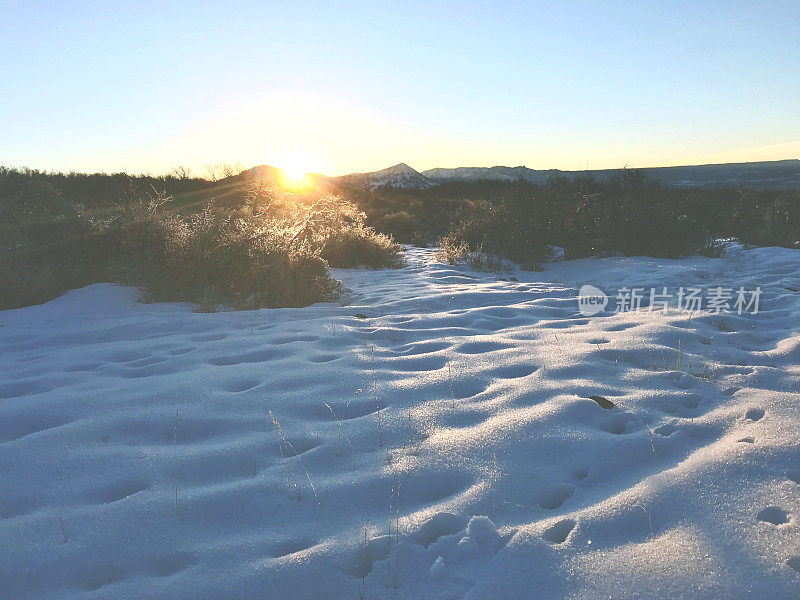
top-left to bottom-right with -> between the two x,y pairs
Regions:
336,163 -> 434,190
384,162 -> 416,174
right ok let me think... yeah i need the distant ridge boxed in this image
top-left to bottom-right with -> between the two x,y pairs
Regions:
331,159 -> 800,191
420,159 -> 800,190
238,159 -> 800,191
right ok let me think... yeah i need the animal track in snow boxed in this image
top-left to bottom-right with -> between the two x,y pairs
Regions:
410,512 -> 466,548
757,506 -> 789,525
543,518 -> 576,544
375,355 -> 448,372
720,386 -> 741,396
745,408 -> 765,421
450,377 -> 491,399
680,389 -> 705,406
654,422 -> 679,437
489,364 -> 538,379
599,414 -> 638,435
207,348 -> 280,366
348,535 -> 389,578
397,471 -> 474,508
787,556 -> 800,573
538,484 -> 574,510
108,362 -> 184,379
456,340 -> 514,354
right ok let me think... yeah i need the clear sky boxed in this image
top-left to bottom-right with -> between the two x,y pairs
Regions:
2,0 -> 799,176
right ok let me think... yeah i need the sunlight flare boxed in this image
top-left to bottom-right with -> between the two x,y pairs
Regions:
275,152 -> 320,191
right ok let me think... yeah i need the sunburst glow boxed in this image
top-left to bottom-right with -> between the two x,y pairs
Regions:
275,152 -> 320,191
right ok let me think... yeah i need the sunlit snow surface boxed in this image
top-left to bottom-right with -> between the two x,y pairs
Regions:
1,246 -> 799,599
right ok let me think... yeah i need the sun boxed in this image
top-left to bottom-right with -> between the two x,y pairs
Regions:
275,152 -> 320,191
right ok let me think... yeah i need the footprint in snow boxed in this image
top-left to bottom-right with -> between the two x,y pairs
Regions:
543,518 -> 576,544
757,506 -> 790,526
745,408 -> 764,422
654,422 -> 679,437
538,484 -> 574,510
599,414 -> 638,435
410,512 -> 466,548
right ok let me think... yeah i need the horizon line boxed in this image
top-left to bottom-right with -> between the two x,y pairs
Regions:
4,156 -> 799,180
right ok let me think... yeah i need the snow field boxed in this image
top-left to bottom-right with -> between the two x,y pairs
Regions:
0,246 -> 799,599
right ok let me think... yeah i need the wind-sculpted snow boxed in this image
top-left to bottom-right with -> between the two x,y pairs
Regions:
0,246 -> 798,599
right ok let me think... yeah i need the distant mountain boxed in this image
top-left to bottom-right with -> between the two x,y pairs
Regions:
334,163 -> 436,190
422,166 -> 556,185
421,160 -> 800,190
239,159 -> 800,192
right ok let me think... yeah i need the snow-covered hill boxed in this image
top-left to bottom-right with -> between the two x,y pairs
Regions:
1,246 -> 799,599
336,163 -> 436,190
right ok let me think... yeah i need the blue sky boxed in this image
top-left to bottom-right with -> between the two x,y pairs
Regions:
2,0 -> 799,175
